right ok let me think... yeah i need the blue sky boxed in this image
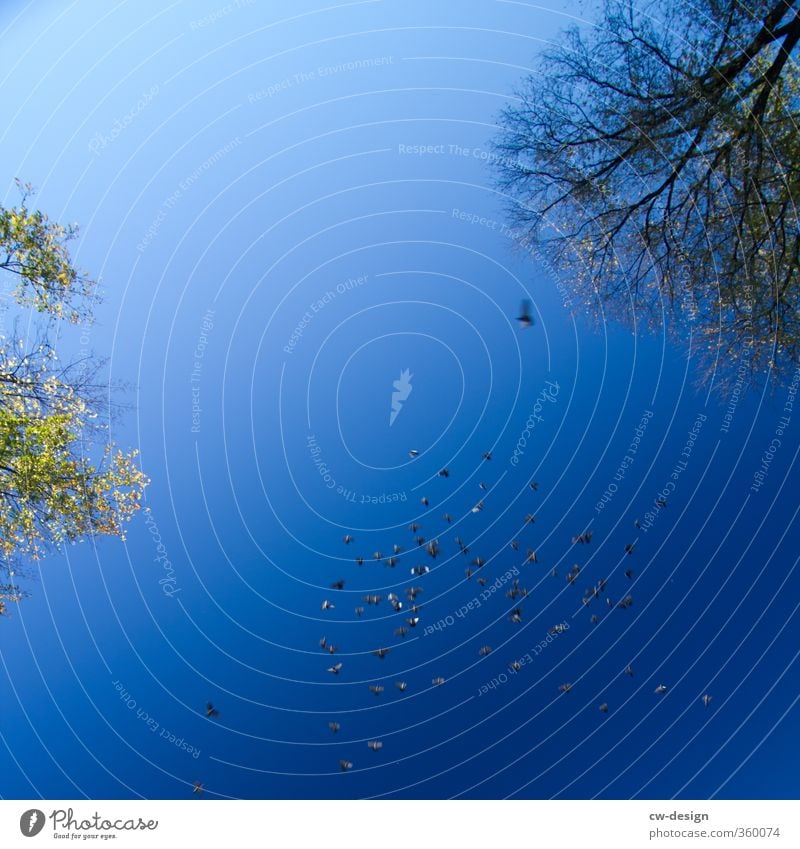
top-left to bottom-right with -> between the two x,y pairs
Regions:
0,0 -> 798,800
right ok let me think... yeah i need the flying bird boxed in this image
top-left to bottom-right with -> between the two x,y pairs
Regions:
327,663 -> 343,675
342,534 -> 353,544
205,703 -> 219,719
702,694 -> 712,707
369,685 -> 384,696
339,760 -> 353,771
516,300 -> 534,328
625,665 -> 634,677
330,579 -> 345,590
409,449 -> 419,458
478,646 -> 493,656
655,684 -> 668,695
420,496 -> 429,506
328,722 -> 341,733
373,648 -> 390,660
192,781 -> 204,795
558,682 -> 572,693
367,740 -> 383,751
483,452 -> 492,461
321,600 -> 335,610
432,677 -> 445,686
395,681 -> 408,691
599,703 -> 609,714
472,501 -> 485,513
442,513 -> 453,523
438,469 -> 450,478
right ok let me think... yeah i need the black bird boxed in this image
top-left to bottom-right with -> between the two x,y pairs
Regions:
516,300 -> 534,328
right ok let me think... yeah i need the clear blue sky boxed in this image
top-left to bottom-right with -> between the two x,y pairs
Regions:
1,0 -> 798,800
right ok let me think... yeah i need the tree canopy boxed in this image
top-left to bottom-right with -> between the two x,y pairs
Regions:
495,0 -> 800,386
0,181 -> 148,614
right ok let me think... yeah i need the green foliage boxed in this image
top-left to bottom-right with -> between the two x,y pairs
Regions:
0,182 -> 148,613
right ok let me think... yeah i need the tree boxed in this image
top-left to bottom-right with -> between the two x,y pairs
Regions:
0,181 -> 148,614
495,0 -> 800,386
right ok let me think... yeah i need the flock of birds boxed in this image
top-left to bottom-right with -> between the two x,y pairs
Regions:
190,301 -> 712,795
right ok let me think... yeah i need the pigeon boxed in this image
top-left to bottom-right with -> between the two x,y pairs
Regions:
363,594 -> 382,605
420,497 -> 429,506
409,523 -> 421,533
509,608 -> 523,624
558,683 -> 572,693
339,760 -> 353,771
432,677 -> 445,686
373,551 -> 383,561
516,300 -> 534,328
406,586 -> 423,600
192,781 -> 204,795
327,663 -> 343,675
393,544 -> 403,554
342,534 -> 354,544
409,449 -> 419,458
442,513 -> 453,523
394,626 -> 409,638
369,685 -> 384,696
205,703 -> 219,719
411,565 -> 430,576
471,556 -> 485,568
415,535 -> 426,546
625,665 -> 634,677
327,644 -> 338,654
524,514 -> 535,524
426,540 -> 440,558
354,606 -> 364,617
483,452 -> 492,461
472,501 -> 485,513
572,532 -> 593,544
355,557 -> 364,566
599,703 -> 609,714
385,557 -> 398,568
656,498 -> 667,508
655,684 -> 668,695
509,660 -> 522,672
438,469 -> 450,478
479,481 -> 487,490
634,519 -> 641,529
330,579 -> 345,590
624,543 -> 636,555
319,637 -> 327,650
590,614 -> 599,624
617,595 -> 634,609
702,694 -> 712,707
321,600 -> 335,610
510,540 -> 520,551
373,648 -> 390,660
406,617 -> 420,627
625,568 -> 634,579
526,549 -> 538,563
478,646 -> 493,656
529,481 -> 539,491
328,722 -> 341,733
367,741 -> 383,751
395,681 -> 408,691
